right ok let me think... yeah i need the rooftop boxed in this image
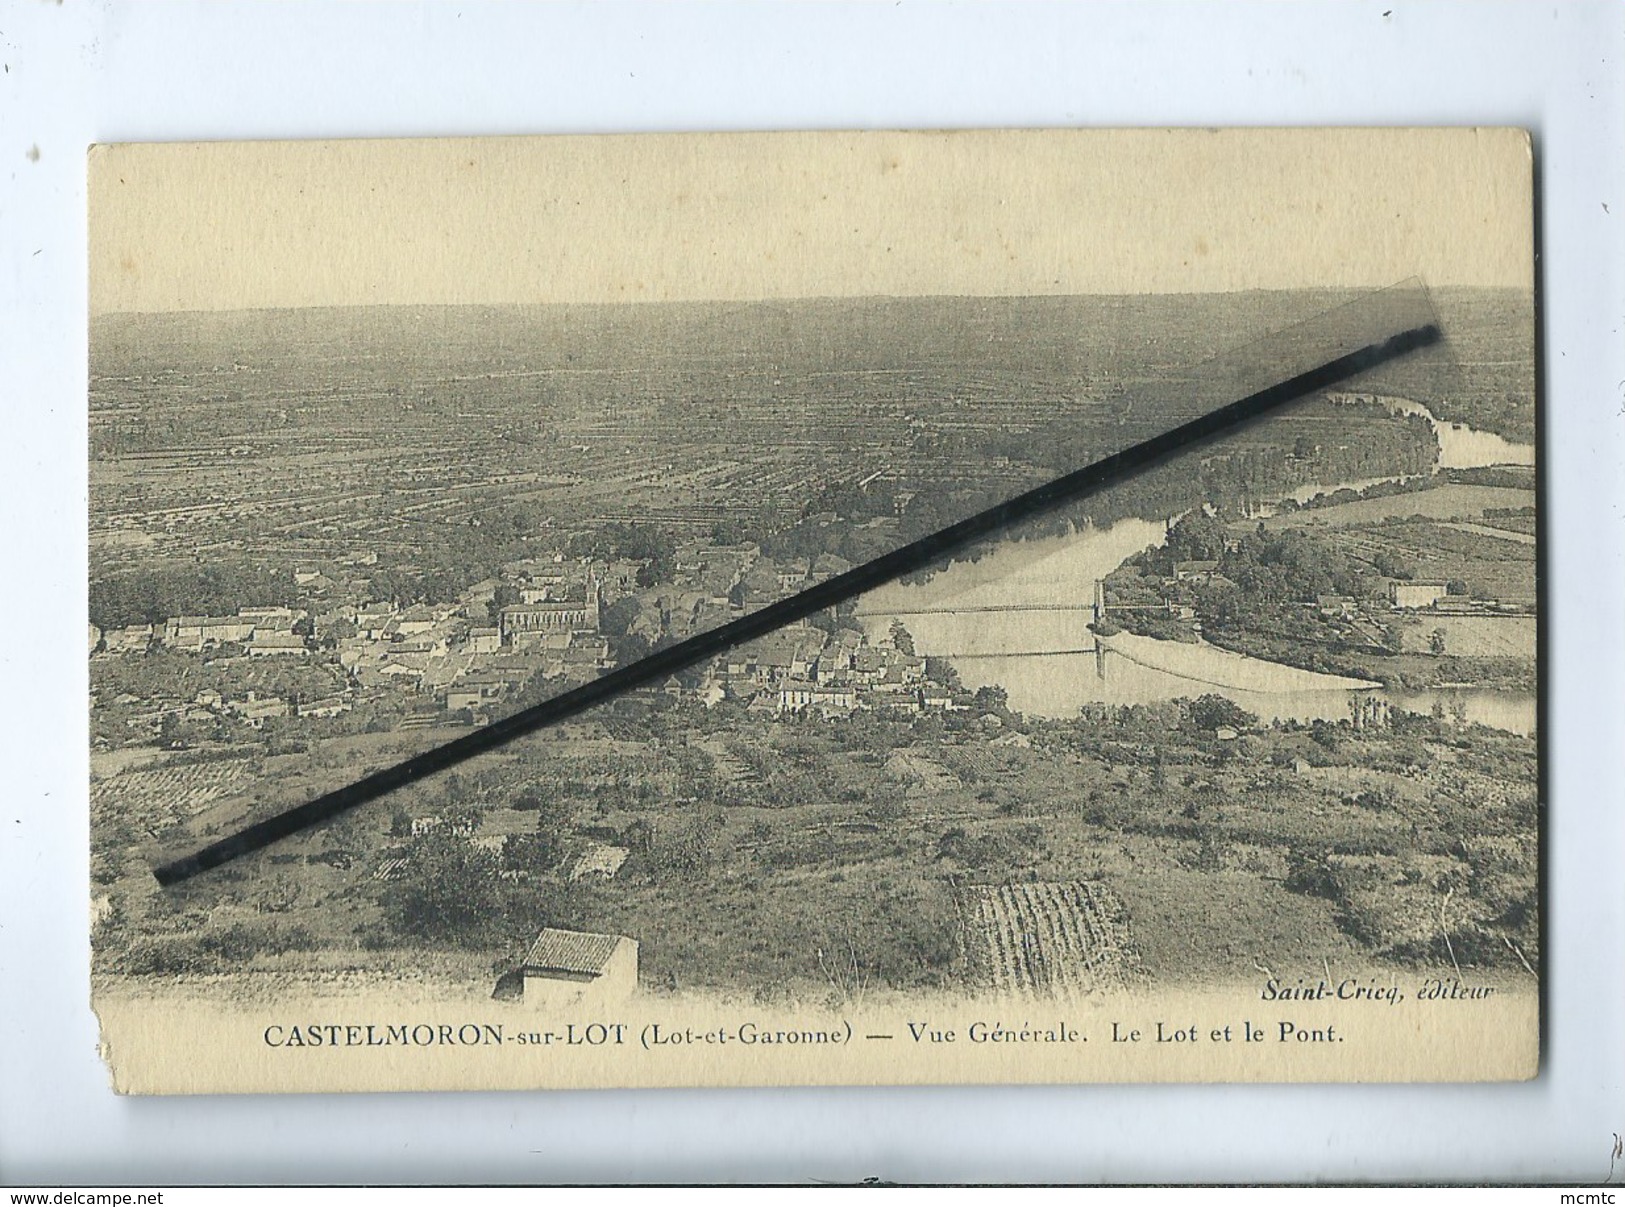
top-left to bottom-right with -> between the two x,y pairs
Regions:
521,928 -> 627,977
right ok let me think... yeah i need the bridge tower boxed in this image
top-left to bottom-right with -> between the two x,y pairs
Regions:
1092,579 -> 1106,623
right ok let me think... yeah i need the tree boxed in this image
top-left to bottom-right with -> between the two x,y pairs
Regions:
1446,579 -> 1470,596
1186,693 -> 1257,734
511,788 -> 574,872
973,684 -> 1009,715
888,621 -> 916,656
1162,511 -> 1230,565
610,630 -> 654,668
598,595 -> 642,638
487,583 -> 522,626
1428,628 -> 1447,656
709,519 -> 748,546
1372,551 -> 1415,581
380,827 -> 501,941
648,809 -> 727,877
158,712 -> 187,748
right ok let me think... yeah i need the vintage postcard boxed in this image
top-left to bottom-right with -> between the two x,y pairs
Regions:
88,129 -> 1538,1093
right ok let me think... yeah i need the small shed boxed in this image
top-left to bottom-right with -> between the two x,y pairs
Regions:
511,927 -> 638,1007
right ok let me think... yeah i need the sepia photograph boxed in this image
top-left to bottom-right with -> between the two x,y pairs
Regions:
85,129 -> 1538,1092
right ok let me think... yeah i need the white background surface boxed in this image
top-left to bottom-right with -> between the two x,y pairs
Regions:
1,0 -> 1621,1185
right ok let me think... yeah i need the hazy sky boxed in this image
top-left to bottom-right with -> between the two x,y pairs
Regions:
89,128 -> 1532,315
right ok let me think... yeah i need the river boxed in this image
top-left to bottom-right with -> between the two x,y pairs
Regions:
857,401 -> 1537,736
1359,393 -> 1537,471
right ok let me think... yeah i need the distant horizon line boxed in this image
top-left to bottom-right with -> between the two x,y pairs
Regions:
90,283 -> 1529,322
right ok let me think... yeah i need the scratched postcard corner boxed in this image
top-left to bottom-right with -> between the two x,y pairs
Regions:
88,129 -> 1537,1093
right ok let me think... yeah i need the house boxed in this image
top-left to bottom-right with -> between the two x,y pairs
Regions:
739,633 -> 810,686
1390,581 -> 1449,610
466,626 -> 502,654
520,583 -> 566,605
395,630 -> 451,658
163,615 -> 211,648
894,654 -> 926,684
335,637 -> 384,671
103,624 -> 155,654
570,633 -> 613,666
378,653 -> 430,682
238,606 -> 299,626
777,679 -> 816,712
459,577 -> 502,607
445,684 -> 494,713
776,558 -> 810,591
299,695 -> 351,719
810,552 -> 853,582
812,684 -> 857,714
599,559 -> 649,598
205,616 -> 257,644
849,648 -> 890,684
410,814 -> 476,838
355,602 -> 395,639
1315,594 -> 1358,619
229,694 -> 288,726
1174,560 -> 1221,582
248,631 -> 307,657
512,927 -> 639,1007
395,604 -> 438,636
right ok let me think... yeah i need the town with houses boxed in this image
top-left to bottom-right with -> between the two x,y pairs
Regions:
89,538 -> 970,748
90,517 -> 1536,753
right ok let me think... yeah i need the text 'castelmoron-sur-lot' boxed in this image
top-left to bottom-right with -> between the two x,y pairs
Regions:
262,1002 -> 1492,1053
259,1021 -> 862,1050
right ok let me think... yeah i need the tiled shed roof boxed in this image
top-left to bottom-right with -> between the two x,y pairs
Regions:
521,928 -> 625,976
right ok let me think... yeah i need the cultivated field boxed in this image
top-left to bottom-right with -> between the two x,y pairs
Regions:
1250,485 -> 1535,531
963,880 -> 1140,996
1393,615 -> 1536,658
91,758 -> 254,837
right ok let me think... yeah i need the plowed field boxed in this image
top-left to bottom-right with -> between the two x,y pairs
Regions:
964,880 -> 1140,995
